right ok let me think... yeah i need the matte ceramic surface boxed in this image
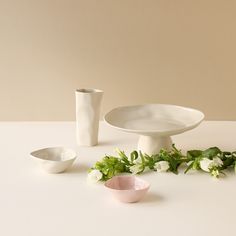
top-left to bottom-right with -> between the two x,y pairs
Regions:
105,175 -> 150,203
30,147 -> 76,173
104,104 -> 204,154
76,88 -> 103,146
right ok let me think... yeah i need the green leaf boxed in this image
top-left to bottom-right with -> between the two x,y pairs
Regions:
184,161 -> 194,174
130,151 -> 138,162
232,152 -> 236,160
107,168 -> 114,179
116,149 -> 130,162
167,157 -> 178,174
187,150 -> 202,159
203,147 -> 221,158
143,153 -> 151,161
139,151 -> 145,164
192,158 -> 201,170
221,156 -> 234,169
171,144 -> 183,157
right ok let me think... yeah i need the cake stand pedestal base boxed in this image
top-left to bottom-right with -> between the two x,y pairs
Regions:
137,135 -> 173,155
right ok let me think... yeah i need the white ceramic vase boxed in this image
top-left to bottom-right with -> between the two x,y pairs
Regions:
75,88 -> 103,146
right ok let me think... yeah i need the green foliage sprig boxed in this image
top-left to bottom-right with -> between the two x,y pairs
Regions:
87,145 -> 236,182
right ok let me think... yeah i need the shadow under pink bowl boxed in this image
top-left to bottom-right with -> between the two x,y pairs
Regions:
105,175 -> 150,203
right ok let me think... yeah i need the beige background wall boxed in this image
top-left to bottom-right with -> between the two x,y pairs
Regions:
0,0 -> 235,121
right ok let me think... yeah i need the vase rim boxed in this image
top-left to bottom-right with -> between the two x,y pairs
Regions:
76,88 -> 103,93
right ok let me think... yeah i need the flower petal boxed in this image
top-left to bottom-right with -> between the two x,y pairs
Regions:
200,158 -> 213,172
212,157 -> 223,167
154,161 -> 170,173
87,169 -> 103,183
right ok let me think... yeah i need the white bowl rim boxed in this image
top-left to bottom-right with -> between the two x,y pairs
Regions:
30,147 -> 77,162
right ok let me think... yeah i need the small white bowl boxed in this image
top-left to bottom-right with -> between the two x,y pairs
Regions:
105,175 -> 150,203
30,147 -> 77,173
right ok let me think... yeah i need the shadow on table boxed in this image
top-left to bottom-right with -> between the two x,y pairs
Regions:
66,163 -> 90,174
141,192 -> 165,204
97,139 -> 136,147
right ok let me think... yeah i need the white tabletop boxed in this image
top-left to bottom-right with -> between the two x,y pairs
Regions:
0,121 -> 236,236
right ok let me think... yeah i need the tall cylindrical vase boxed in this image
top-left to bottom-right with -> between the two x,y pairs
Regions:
75,88 -> 103,146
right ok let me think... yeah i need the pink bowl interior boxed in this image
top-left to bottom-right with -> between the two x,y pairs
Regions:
105,175 -> 149,191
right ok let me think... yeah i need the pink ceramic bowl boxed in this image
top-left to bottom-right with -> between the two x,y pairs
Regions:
104,175 -> 150,203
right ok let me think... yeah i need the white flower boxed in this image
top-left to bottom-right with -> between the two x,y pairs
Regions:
129,164 -> 143,174
87,169 -> 103,183
200,157 -> 223,172
212,157 -> 223,167
133,157 -> 142,164
200,158 -> 213,172
154,161 -> 170,173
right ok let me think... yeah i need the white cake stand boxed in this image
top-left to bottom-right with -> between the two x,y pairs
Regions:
104,104 -> 204,155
